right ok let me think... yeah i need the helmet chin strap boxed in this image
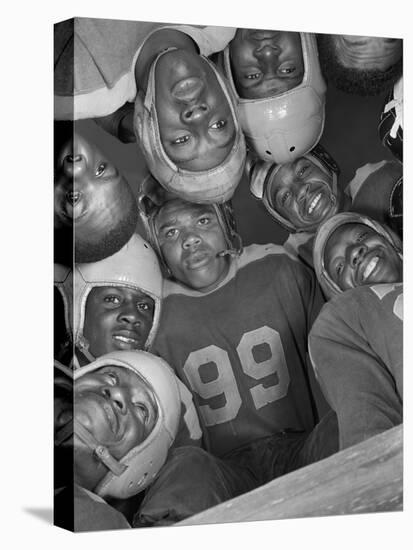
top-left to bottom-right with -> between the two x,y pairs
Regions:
73,420 -> 127,477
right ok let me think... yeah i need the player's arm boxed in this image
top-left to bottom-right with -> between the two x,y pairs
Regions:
309,296 -> 402,450
288,256 -> 325,332
94,102 -> 135,143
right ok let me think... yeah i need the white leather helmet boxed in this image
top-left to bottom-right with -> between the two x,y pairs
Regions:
248,143 -> 340,232
223,33 -> 326,163
133,48 -> 246,204
72,350 -> 180,499
313,211 -> 403,299
73,233 -> 162,361
54,263 -> 73,334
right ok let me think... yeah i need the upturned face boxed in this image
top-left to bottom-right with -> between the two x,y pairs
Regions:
229,29 -> 304,99
54,365 -> 158,491
324,222 -> 402,291
84,286 -> 155,357
331,35 -> 402,71
155,199 -> 230,292
54,133 -> 136,262
55,133 -> 125,229
74,366 -> 157,459
154,49 -> 236,171
267,156 -> 338,230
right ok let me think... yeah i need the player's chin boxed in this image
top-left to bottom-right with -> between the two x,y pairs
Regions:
183,263 -> 225,292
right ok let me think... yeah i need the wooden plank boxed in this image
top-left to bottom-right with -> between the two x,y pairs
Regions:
178,425 -> 403,526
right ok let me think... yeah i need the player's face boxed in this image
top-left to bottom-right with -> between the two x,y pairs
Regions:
331,35 -> 402,70
229,29 -> 304,99
155,200 -> 230,292
324,223 -> 402,291
268,157 -> 337,229
74,366 -> 158,461
55,133 -> 127,232
155,49 -> 236,171
84,287 -> 155,357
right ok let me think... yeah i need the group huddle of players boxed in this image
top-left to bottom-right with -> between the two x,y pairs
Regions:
53,19 -> 403,531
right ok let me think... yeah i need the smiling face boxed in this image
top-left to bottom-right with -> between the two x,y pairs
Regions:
54,133 -> 137,263
154,49 -> 236,171
54,364 -> 158,491
324,222 -> 402,291
229,29 -> 304,99
155,200 -> 230,292
83,286 -> 155,357
267,157 -> 339,230
74,366 -> 157,457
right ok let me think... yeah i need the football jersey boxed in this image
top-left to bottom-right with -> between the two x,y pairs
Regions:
152,244 -> 325,457
309,283 -> 403,449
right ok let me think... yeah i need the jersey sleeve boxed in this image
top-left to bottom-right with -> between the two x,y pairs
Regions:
180,25 -> 236,56
287,255 -> 325,333
172,377 -> 203,448
309,286 -> 403,449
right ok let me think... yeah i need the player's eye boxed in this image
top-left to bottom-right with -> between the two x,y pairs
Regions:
280,191 -> 291,206
245,72 -> 261,80
133,402 -> 149,422
335,262 -> 344,276
164,228 -> 178,239
172,135 -> 190,146
210,120 -> 227,130
279,66 -> 296,75
137,302 -> 150,312
105,372 -> 118,386
297,164 -> 309,178
103,295 -> 121,305
198,216 -> 211,226
95,163 -> 107,177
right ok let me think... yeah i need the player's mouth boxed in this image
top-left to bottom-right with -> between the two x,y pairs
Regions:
112,331 -> 142,350
63,201 -> 88,221
301,189 -> 333,221
250,30 -> 280,42
358,252 -> 382,283
88,393 -> 120,436
172,77 -> 205,101
185,250 -> 211,270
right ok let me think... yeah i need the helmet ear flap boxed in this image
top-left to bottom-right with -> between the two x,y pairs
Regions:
133,91 -> 145,140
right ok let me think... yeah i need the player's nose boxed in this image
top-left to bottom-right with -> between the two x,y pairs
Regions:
349,244 -> 366,267
102,385 -> 128,414
62,154 -> 87,178
182,232 -> 202,250
118,302 -> 141,325
181,103 -> 209,124
254,42 -> 281,64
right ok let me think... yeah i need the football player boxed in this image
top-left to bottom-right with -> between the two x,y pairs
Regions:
309,283 -> 402,449
313,212 -> 402,299
221,30 -> 326,163
54,130 -> 138,264
139,184 -> 338,490
55,351 -> 253,530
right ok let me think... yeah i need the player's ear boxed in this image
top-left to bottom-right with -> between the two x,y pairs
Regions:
134,91 -> 145,141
